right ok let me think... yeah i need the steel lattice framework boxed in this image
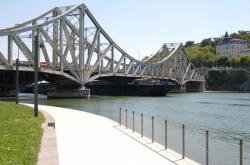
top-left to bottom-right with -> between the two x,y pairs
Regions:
0,4 -> 205,87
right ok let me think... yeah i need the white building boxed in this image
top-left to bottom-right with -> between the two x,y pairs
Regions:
240,48 -> 250,56
216,32 -> 249,57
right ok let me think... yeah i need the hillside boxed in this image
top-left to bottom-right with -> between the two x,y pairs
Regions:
185,31 -> 250,68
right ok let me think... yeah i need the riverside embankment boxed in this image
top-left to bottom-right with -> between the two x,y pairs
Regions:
207,69 -> 250,91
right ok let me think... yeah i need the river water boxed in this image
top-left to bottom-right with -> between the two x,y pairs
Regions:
36,92 -> 250,136
4,92 -> 250,164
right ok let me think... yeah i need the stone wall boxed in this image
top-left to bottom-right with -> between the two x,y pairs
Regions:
206,69 -> 248,91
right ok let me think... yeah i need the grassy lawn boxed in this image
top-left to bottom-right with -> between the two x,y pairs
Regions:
0,102 -> 44,165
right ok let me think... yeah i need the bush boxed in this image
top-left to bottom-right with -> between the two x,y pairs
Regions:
215,56 -> 229,66
231,57 -> 240,67
240,55 -> 250,66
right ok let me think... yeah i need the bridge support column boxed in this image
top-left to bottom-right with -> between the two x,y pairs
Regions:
7,35 -> 13,65
185,81 -> 206,92
48,88 -> 90,98
170,85 -> 186,93
79,6 -> 85,84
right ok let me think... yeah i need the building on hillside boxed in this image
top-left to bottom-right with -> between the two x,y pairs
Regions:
240,48 -> 250,55
216,32 -> 250,57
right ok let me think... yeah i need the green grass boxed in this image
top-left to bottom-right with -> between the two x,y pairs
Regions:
0,102 -> 44,165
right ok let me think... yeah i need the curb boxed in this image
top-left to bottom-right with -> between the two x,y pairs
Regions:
38,110 -> 59,165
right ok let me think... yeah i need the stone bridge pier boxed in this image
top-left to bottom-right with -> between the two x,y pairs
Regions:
185,81 -> 206,92
170,81 -> 205,93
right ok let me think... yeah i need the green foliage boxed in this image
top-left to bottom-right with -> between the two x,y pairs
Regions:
215,56 -> 229,66
141,55 -> 149,62
204,58 -> 215,68
200,38 -> 215,47
238,31 -> 250,43
231,57 -> 240,67
240,55 -> 250,66
230,32 -> 240,39
186,44 -> 215,67
0,102 -> 44,165
184,41 -> 195,47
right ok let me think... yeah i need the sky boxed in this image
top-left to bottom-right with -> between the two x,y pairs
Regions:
0,0 -> 250,60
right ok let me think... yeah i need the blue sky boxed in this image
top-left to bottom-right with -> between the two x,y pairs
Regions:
0,0 -> 249,59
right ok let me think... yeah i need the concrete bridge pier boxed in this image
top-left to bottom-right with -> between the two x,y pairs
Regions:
185,81 -> 205,92
170,81 -> 205,93
47,86 -> 90,98
170,85 -> 186,93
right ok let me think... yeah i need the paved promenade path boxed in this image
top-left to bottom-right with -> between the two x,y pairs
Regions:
25,104 -> 176,165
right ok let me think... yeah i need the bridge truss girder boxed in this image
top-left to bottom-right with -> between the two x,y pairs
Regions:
0,4 -> 205,87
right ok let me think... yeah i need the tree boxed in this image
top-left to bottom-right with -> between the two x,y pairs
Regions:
204,58 -> 215,68
240,55 -> 250,66
141,56 -> 149,62
216,56 -> 229,66
230,57 -> 240,67
238,30 -> 248,35
201,38 -> 214,47
230,33 -> 240,39
186,45 -> 216,67
184,41 -> 195,48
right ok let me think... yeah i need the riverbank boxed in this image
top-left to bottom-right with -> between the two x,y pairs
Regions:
24,104 -> 179,165
0,102 -> 44,165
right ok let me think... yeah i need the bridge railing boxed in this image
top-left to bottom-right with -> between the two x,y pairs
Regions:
118,108 -> 250,165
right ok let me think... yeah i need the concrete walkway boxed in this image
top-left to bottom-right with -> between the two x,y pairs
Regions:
25,104 -> 176,165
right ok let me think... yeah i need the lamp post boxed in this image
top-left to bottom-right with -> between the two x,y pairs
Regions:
34,31 -> 39,117
15,48 -> 19,104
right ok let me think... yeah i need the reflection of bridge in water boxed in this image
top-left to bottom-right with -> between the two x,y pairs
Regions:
0,4 -> 205,97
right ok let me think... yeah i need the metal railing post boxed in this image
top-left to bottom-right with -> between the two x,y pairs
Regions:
125,109 -> 128,129
119,108 -> 121,126
206,130 -> 209,165
141,113 -> 143,137
152,116 -> 154,143
240,139 -> 243,165
165,120 -> 168,150
132,111 -> 135,132
182,124 -> 185,159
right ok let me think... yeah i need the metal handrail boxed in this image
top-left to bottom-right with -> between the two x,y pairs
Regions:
119,108 -> 249,165
122,108 -> 250,143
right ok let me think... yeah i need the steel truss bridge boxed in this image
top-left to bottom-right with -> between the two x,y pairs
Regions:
0,4 -> 205,92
